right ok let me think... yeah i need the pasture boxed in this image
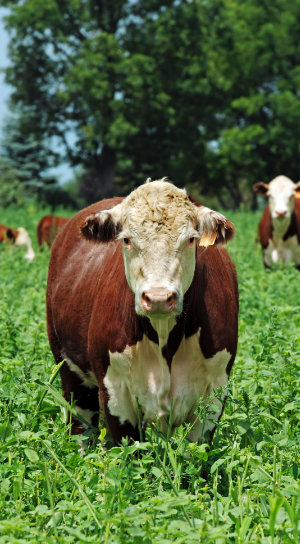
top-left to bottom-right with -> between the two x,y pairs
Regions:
0,202 -> 299,543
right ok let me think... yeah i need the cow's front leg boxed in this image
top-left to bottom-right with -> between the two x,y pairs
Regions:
99,387 -> 142,445
60,361 -> 99,435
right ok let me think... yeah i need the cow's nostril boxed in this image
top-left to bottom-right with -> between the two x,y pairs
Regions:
142,292 -> 151,304
141,292 -> 152,310
141,289 -> 178,313
276,210 -> 287,218
167,292 -> 177,305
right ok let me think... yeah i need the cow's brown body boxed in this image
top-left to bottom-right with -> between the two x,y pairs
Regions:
254,176 -> 300,269
37,215 -> 69,247
257,196 -> 300,270
47,191 -> 238,445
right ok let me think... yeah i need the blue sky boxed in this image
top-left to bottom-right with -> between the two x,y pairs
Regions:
0,8 -> 11,138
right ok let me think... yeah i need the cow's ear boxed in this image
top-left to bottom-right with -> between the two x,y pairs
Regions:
6,228 -> 16,242
253,182 -> 269,195
195,206 -> 235,246
81,203 -> 123,242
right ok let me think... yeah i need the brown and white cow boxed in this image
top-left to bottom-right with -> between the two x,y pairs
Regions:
46,179 -> 238,445
37,215 -> 69,248
253,175 -> 300,269
0,224 -> 35,261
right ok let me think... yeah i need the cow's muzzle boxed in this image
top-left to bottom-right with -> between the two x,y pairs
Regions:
141,288 -> 178,315
275,209 -> 288,218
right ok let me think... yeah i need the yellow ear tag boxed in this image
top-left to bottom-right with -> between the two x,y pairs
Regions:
199,231 -> 218,247
294,192 -> 300,199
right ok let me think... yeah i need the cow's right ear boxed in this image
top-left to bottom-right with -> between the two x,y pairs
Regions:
253,182 -> 269,195
81,203 -> 123,242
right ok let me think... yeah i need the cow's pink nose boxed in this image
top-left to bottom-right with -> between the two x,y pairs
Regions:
141,289 -> 177,314
275,209 -> 287,218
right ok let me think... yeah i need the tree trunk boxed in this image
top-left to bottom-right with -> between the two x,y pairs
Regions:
225,181 -> 243,209
97,145 -> 116,199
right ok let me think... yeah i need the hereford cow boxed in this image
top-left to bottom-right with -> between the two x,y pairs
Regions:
37,215 -> 69,247
46,179 -> 238,445
0,224 -> 35,261
253,175 -> 300,269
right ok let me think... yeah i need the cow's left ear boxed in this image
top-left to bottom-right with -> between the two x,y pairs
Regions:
253,182 -> 269,195
195,206 -> 235,246
81,202 -> 123,242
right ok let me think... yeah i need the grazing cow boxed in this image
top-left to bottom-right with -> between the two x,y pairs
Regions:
253,175 -> 300,269
0,224 -> 35,261
46,179 -> 238,445
37,215 -> 69,248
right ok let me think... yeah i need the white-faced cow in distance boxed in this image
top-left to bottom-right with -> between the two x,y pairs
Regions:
0,224 -> 35,262
253,175 -> 300,270
46,178 -> 238,445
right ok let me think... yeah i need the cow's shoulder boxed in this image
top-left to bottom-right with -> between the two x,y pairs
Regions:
282,197 -> 300,243
168,246 -> 238,362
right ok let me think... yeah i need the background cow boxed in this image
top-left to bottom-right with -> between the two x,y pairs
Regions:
253,175 -> 300,269
46,179 -> 238,445
37,215 -> 69,248
0,224 -> 35,261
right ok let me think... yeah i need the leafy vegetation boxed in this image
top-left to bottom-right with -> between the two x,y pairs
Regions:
0,202 -> 299,543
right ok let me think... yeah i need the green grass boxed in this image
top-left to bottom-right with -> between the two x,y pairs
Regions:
0,203 -> 299,543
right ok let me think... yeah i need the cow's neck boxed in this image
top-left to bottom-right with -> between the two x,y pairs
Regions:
148,316 -> 177,347
272,216 -> 290,243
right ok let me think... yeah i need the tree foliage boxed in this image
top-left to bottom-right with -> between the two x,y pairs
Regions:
0,157 -> 25,207
2,0 -> 300,207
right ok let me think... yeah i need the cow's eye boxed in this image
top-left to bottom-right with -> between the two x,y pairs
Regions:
188,236 -> 196,245
123,237 -> 131,245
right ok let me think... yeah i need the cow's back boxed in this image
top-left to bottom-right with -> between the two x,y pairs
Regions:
37,215 -> 69,247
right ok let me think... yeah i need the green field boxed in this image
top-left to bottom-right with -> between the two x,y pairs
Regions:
0,203 -> 299,543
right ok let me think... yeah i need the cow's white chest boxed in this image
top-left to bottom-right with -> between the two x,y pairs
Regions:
264,234 -> 300,267
103,330 -> 231,441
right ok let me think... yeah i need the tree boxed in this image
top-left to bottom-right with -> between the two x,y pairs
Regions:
0,157 -> 24,207
2,0 -> 300,207
200,0 -> 300,207
1,115 -> 57,193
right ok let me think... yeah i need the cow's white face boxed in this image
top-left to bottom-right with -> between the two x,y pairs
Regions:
82,179 -> 234,322
253,175 -> 300,221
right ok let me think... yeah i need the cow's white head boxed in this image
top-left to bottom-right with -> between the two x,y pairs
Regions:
253,175 -> 300,221
81,179 -> 234,326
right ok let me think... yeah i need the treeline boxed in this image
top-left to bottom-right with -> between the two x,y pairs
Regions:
1,0 -> 300,209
